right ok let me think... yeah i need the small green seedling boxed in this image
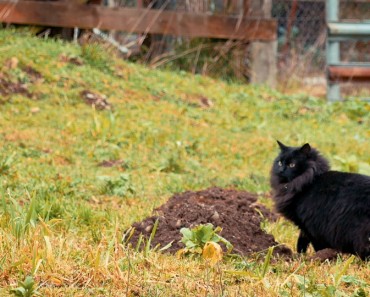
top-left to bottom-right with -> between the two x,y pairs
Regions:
179,223 -> 233,256
10,275 -> 39,297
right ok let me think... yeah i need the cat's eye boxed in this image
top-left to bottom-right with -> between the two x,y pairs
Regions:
289,163 -> 295,168
278,161 -> 282,166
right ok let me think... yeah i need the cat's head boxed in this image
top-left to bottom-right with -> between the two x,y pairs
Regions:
271,141 -> 328,183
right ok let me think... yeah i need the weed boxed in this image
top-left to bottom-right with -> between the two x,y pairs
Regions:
159,155 -> 185,173
144,218 -> 159,258
99,173 -> 135,197
1,190 -> 37,242
179,223 -> 233,256
259,246 -> 274,278
90,109 -> 118,141
93,142 -> 121,163
10,275 -> 39,297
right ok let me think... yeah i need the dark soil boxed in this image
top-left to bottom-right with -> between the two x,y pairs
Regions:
0,66 -> 40,99
22,66 -> 43,83
98,159 -> 125,168
0,77 -> 31,98
308,249 -> 339,262
129,187 -> 292,258
60,54 -> 84,66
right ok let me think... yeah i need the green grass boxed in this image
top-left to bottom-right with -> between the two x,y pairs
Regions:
0,29 -> 369,296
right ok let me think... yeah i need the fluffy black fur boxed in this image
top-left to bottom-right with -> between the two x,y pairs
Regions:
270,141 -> 370,260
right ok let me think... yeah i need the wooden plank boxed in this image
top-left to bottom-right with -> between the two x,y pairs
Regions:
0,1 -> 277,41
328,66 -> 370,82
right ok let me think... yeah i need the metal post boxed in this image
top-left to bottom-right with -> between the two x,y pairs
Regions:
326,0 -> 341,101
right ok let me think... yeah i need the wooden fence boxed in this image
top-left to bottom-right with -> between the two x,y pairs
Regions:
0,0 -> 277,86
0,1 -> 276,41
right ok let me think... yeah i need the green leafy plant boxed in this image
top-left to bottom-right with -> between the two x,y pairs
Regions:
294,274 -> 337,297
179,223 -> 233,255
10,275 -> 39,297
99,174 -> 135,197
292,256 -> 363,297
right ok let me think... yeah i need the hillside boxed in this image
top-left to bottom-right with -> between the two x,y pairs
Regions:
0,29 -> 369,296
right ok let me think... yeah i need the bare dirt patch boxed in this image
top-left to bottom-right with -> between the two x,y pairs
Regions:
22,66 -> 43,83
0,77 -> 32,98
98,159 -> 125,168
129,187 -> 292,258
59,54 -> 84,66
81,90 -> 112,110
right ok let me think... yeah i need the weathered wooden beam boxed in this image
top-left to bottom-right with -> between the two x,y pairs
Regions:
328,66 -> 370,82
0,1 -> 277,41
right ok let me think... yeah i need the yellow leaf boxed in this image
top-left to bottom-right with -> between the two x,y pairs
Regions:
49,276 -> 63,286
202,242 -> 223,265
176,248 -> 186,258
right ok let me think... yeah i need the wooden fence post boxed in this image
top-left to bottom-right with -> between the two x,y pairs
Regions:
249,0 -> 277,87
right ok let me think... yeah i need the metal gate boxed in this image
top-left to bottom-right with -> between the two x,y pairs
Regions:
326,0 -> 370,101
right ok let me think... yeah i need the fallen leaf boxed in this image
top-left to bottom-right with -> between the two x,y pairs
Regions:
202,241 -> 223,265
48,276 -> 63,286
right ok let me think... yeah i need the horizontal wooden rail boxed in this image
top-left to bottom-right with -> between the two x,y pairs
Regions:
0,1 -> 277,41
328,66 -> 370,82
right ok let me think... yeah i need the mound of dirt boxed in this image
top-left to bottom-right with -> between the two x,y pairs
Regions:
129,187 -> 292,257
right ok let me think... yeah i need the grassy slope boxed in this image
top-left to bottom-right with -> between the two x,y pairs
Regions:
0,29 -> 369,296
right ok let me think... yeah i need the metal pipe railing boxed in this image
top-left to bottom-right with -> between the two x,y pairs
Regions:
326,0 -> 370,101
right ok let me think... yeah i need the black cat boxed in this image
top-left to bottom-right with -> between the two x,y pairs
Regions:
270,141 -> 370,260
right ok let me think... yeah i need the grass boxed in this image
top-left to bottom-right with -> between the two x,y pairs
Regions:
0,28 -> 369,296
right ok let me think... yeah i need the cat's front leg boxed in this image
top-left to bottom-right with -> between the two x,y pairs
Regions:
297,230 -> 311,253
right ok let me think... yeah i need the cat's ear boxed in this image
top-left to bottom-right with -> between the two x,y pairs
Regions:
300,143 -> 311,155
277,140 -> 288,151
